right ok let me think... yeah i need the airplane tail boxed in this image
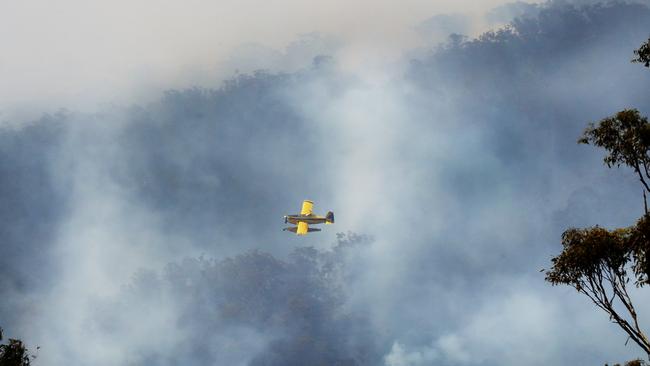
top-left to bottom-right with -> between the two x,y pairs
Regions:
325,211 -> 334,224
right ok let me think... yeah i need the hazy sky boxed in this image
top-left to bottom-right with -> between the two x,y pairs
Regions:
2,1 -> 650,365
0,0 -> 529,119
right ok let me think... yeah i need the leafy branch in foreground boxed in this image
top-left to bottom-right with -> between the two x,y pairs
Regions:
633,37 -> 650,67
579,109 -> 650,211
607,359 -> 648,366
548,106 -> 650,356
548,42 -> 650,358
545,221 -> 650,354
0,327 -> 35,366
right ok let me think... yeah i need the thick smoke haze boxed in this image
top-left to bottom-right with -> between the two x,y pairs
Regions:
2,0 -> 650,365
0,0 -> 532,121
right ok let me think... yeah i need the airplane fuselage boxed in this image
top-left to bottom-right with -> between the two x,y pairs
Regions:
285,215 -> 329,225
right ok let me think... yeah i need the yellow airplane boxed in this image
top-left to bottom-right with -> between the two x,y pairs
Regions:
283,200 -> 334,235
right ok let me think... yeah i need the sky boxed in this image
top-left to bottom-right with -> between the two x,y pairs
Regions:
1,0 -> 650,365
0,0 -> 526,121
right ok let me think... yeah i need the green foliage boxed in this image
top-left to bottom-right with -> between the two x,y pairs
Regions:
633,37 -> 650,67
630,215 -> 650,286
625,360 -> 648,366
546,221 -> 650,354
0,328 -> 33,366
547,216 -> 649,288
576,108 -> 650,287
608,359 -> 648,366
579,109 -> 650,192
549,49 -> 650,356
546,227 -> 631,289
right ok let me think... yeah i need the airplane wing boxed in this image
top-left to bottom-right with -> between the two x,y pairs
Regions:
297,221 -> 309,235
300,200 -> 314,216
283,225 -> 321,235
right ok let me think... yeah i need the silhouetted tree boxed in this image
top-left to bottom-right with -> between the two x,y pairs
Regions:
546,40 -> 650,358
0,327 -> 34,366
546,224 -> 650,354
633,37 -> 650,67
579,109 -> 650,213
608,359 -> 648,366
577,109 -> 650,287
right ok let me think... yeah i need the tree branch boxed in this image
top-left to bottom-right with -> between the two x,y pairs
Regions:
634,161 -> 650,195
